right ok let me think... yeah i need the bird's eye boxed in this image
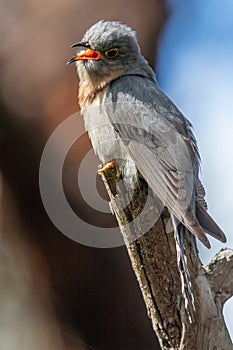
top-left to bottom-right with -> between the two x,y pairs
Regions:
104,48 -> 119,59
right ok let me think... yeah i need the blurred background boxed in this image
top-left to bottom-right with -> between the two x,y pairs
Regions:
0,0 -> 232,349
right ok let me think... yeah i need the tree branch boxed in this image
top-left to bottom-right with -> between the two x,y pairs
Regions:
99,163 -> 233,350
205,249 -> 233,308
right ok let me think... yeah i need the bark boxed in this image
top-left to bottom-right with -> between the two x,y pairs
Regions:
99,164 -> 233,350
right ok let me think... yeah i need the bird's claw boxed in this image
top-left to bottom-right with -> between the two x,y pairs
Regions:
98,161 -> 121,179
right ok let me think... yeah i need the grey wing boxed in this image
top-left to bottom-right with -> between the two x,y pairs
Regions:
104,75 -> 226,247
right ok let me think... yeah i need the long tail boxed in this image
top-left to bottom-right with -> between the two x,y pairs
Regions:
195,180 -> 227,244
196,202 -> 226,243
171,214 -> 195,323
182,202 -> 227,249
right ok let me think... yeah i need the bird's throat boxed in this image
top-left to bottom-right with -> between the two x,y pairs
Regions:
78,69 -> 124,109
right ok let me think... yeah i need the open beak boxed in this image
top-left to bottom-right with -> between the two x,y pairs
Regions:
67,41 -> 101,65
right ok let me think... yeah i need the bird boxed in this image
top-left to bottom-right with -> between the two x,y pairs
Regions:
68,20 -> 228,321
67,20 -> 226,251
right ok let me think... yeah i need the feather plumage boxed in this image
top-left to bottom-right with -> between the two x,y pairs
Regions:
70,19 -> 227,322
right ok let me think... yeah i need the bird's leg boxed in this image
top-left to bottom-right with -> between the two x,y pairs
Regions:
98,162 -> 114,172
98,161 -> 120,177
98,161 -> 121,196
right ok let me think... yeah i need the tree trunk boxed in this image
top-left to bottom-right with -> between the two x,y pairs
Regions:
99,163 -> 233,350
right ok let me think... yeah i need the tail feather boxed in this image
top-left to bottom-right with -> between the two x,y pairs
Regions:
171,214 -> 195,323
196,203 -> 227,243
171,200 -> 227,322
183,206 -> 211,249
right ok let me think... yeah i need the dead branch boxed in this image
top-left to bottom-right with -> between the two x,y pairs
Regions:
99,164 -> 233,350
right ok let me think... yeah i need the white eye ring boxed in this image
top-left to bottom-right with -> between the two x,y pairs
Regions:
104,48 -> 119,59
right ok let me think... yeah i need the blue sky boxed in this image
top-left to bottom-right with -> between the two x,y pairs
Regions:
157,0 -> 233,338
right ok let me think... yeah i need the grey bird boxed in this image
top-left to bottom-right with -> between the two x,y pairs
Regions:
68,20 -> 226,250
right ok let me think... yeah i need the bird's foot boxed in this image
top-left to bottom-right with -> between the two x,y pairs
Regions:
98,162 -> 121,196
98,161 -> 121,179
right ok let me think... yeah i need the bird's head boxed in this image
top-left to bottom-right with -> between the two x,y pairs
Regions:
68,21 -> 144,81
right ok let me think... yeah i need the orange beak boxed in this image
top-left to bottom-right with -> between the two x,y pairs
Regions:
67,49 -> 101,64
